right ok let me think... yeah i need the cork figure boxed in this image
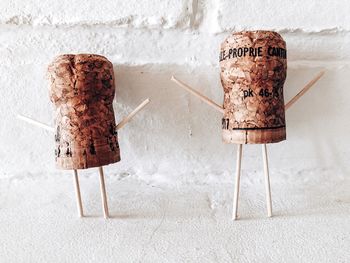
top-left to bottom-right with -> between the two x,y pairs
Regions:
18,54 -> 150,218
171,30 -> 324,219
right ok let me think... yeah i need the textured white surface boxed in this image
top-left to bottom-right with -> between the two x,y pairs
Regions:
216,0 -> 350,32
0,170 -> 349,262
0,0 -> 192,28
0,0 -> 348,179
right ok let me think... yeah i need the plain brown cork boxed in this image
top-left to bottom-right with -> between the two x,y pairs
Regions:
48,54 -> 121,170
220,31 -> 287,144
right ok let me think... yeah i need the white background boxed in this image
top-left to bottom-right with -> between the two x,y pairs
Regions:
0,1 -> 349,262
1,0 -> 349,178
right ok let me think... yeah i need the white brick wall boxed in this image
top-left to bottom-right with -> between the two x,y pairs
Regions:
216,0 -> 350,32
0,0 -> 193,28
0,1 -> 349,177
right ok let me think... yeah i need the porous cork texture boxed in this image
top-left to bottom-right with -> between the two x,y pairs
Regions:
48,54 -> 120,170
220,30 -> 287,144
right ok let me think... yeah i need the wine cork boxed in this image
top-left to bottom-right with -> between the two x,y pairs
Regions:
220,31 -> 287,144
48,54 -> 121,169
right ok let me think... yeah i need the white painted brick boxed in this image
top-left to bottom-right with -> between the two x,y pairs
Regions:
0,0 -> 193,28
0,28 -> 348,69
0,0 -> 349,178
216,0 -> 350,32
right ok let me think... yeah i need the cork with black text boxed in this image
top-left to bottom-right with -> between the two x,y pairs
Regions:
220,31 -> 287,144
48,54 -> 121,169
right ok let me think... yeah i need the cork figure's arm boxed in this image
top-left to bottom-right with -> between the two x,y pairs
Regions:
284,71 -> 325,110
16,114 -> 55,132
17,98 -> 150,132
171,71 -> 325,112
115,98 -> 150,130
170,76 -> 224,113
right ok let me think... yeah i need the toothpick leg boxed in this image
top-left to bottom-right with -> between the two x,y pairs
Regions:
233,144 -> 243,220
73,169 -> 84,217
98,166 -> 109,219
262,144 -> 272,217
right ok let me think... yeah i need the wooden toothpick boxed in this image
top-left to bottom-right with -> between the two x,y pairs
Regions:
16,114 -> 55,132
262,144 -> 272,217
16,98 -> 151,133
171,76 -> 225,113
98,166 -> 109,219
232,144 -> 243,220
285,71 -> 325,111
73,169 -> 84,217
116,98 -> 150,130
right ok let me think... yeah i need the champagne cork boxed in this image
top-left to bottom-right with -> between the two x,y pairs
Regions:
48,54 -> 121,169
220,31 -> 287,144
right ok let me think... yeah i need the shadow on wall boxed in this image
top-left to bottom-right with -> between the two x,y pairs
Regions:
111,64 -> 229,176
111,63 -> 349,176
284,67 -> 349,176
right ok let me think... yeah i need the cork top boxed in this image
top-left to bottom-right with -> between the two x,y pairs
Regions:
224,30 -> 284,37
48,54 -> 115,106
221,31 -> 285,47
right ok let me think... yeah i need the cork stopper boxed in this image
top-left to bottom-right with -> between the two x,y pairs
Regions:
48,54 -> 120,170
220,31 -> 287,144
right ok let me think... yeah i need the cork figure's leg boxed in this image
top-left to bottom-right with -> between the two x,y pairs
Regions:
262,144 -> 272,217
98,166 -> 109,219
73,169 -> 84,217
233,144 -> 243,220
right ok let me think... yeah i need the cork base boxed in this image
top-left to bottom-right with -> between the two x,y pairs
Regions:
56,139 -> 121,170
223,127 -> 286,144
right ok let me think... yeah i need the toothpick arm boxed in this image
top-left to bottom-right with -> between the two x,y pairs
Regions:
115,98 -> 150,131
172,70 -> 325,114
16,114 -> 55,132
17,97 -> 151,134
285,71 -> 325,111
171,76 -> 224,113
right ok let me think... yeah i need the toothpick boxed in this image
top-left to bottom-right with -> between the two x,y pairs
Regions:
232,144 -> 243,220
98,166 -> 109,219
73,169 -> 84,217
17,97 -> 150,134
262,144 -> 272,217
16,114 -> 55,132
285,71 -> 325,111
171,76 -> 225,113
116,98 -> 150,130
